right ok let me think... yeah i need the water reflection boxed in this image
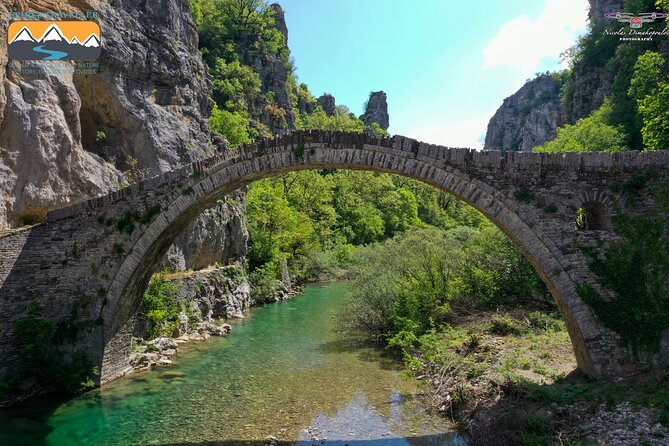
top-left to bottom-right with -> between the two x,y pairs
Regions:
296,393 -> 466,446
0,283 -> 462,445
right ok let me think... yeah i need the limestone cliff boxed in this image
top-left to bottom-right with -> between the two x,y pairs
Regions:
0,0 -> 247,270
484,75 -> 563,152
483,0 -> 639,152
317,94 -> 336,116
0,1 -> 121,227
588,0 -> 625,23
163,191 -> 249,271
249,3 -> 296,134
360,91 -> 389,130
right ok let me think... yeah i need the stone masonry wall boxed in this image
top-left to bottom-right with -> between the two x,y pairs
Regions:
0,131 -> 668,387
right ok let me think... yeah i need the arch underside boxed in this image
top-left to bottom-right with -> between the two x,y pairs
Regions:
102,144 -> 604,380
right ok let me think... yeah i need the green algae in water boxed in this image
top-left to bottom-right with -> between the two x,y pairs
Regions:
0,282 -> 464,445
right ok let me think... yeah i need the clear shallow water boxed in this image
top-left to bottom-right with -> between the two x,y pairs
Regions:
0,282 -> 465,446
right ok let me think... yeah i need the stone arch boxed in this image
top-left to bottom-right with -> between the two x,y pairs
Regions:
100,133 -> 607,381
572,191 -> 614,231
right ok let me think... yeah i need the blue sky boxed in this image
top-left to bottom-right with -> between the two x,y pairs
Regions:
276,0 -> 589,147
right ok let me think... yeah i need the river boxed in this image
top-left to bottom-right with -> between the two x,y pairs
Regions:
0,282 -> 465,445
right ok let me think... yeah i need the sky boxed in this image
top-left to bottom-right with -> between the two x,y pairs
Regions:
276,0 -> 589,148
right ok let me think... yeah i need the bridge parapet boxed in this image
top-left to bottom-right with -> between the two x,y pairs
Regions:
1,130 -> 667,387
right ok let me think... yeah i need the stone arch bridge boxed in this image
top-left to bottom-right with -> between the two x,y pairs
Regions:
0,130 -> 668,384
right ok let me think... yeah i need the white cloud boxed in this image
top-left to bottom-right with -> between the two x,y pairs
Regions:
482,0 -> 588,72
404,112 -> 496,149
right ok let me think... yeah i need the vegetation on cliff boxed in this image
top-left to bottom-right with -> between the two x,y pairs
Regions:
529,0 -> 669,360
177,2 -> 669,444
534,0 -> 669,153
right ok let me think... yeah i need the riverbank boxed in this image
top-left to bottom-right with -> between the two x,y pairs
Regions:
403,310 -> 669,445
0,282 -> 459,446
128,263 -> 302,375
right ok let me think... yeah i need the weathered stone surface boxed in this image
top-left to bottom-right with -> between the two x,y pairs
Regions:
149,337 -> 178,351
317,94 -> 336,116
360,91 -> 389,130
588,0 -> 625,23
79,0 -> 217,173
484,75 -> 563,152
173,264 -> 251,322
0,0 -> 219,227
163,191 -> 248,270
0,1 -> 120,228
1,130 -> 668,386
198,321 -> 231,336
0,0 -> 248,278
131,265 -> 248,360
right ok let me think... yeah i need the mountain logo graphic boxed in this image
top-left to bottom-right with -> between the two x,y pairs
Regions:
8,21 -> 101,61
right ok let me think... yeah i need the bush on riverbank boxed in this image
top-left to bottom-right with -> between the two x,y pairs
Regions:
140,274 -> 184,339
338,226 -> 552,345
400,310 -> 669,445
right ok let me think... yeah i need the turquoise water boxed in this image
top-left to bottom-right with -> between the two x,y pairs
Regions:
0,282 -> 464,445
32,45 -> 68,60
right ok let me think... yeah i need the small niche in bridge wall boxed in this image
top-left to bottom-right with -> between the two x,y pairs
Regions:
575,201 -> 611,231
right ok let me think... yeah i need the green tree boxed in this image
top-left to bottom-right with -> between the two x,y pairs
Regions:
629,51 -> 666,101
140,276 -> 181,338
300,105 -> 366,132
628,51 -> 669,150
210,104 -> 252,146
210,59 -> 261,112
534,100 -> 628,153
639,82 -> 669,150
246,182 -> 316,269
378,187 -> 420,236
340,226 -> 550,345
368,122 -> 390,136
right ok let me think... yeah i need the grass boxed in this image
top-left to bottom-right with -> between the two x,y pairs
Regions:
404,310 -> 669,444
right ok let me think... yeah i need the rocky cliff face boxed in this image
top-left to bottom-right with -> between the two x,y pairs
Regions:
0,0 -> 247,270
249,3 -> 295,134
163,191 -> 249,271
588,0 -> 625,23
76,0 -> 216,173
484,75 -> 563,152
167,264 -> 252,323
0,1 -> 122,227
317,94 -> 336,116
484,0 -> 627,152
563,0 -> 626,124
360,91 -> 389,130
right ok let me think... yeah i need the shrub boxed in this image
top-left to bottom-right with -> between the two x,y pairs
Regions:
488,315 -> 529,336
140,276 -> 182,339
249,264 -> 281,304
210,104 -> 252,147
527,311 -> 564,332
